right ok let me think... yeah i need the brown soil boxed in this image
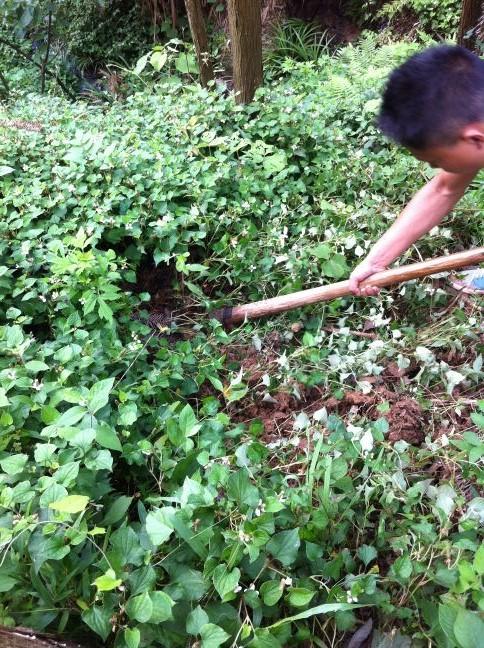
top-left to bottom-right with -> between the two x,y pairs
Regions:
0,119 -> 43,132
237,386 -> 426,447
386,399 -> 425,445
225,332 -> 483,448
223,332 -> 281,386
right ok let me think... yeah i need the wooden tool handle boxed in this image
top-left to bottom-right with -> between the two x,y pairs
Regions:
214,247 -> 484,325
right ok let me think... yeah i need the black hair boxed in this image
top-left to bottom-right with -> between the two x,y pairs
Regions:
378,45 -> 484,149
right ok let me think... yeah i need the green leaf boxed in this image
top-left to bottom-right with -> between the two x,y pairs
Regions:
0,574 -> 17,593
266,529 -> 300,566
146,510 -> 174,546
134,52 -> 150,75
49,495 -> 89,514
85,449 -> 113,472
200,623 -> 230,648
212,565 -> 240,601
267,603 -> 366,629
439,604 -> 458,646
172,567 -> 208,601
0,388 -> 9,407
6,325 -> 23,348
473,543 -> 484,575
56,406 -> 86,428
175,53 -> 199,75
249,629 -> 282,648
0,166 -> 14,176
434,567 -> 458,588
96,423 -> 122,451
260,580 -> 283,606
82,606 -> 112,641
150,49 -> 168,71
98,298 -> 113,322
110,527 -> 144,566
179,403 -> 201,437
25,360 -> 49,372
187,605 -> 209,635
390,554 -> 412,582
126,592 -> 153,623
312,243 -> 331,259
88,377 -> 115,414
149,591 -> 175,623
127,566 -> 156,597
287,587 -> 315,607
124,628 -> 141,648
119,402 -> 138,426
470,412 -> 484,429
34,443 -> 57,464
53,461 -> 80,487
93,569 -> 122,592
0,453 -> 28,475
28,532 -> 70,573
227,469 -> 259,508
454,609 -> 484,648
102,495 -> 133,526
357,544 -> 378,567
263,152 -> 286,175
322,254 -> 348,279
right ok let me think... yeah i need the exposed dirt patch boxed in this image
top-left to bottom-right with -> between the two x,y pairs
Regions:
223,332 -> 281,386
230,380 -> 427,447
0,119 -> 43,132
386,399 -> 425,445
223,336 -> 481,448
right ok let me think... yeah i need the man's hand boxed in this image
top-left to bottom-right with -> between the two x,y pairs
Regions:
349,259 -> 387,296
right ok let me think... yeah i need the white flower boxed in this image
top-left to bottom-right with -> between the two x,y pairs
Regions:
238,529 -> 251,543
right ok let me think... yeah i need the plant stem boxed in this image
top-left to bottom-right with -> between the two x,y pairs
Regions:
0,36 -> 76,99
40,10 -> 53,94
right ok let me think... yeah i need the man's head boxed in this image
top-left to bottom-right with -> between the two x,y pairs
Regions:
379,45 -> 484,173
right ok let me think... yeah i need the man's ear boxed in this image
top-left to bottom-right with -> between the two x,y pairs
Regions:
461,124 -> 484,148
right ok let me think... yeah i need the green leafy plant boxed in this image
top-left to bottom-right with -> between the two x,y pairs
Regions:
0,36 -> 482,647
264,19 -> 334,74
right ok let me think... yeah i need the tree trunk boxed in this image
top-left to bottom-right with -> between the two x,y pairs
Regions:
40,10 -> 53,93
457,0 -> 483,50
184,0 -> 214,86
227,0 -> 263,104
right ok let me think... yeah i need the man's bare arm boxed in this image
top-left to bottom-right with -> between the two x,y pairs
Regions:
349,170 -> 477,295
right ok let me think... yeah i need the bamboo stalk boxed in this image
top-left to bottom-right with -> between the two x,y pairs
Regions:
213,248 -> 484,325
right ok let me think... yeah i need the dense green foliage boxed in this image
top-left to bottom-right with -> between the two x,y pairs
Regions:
347,0 -> 461,36
0,37 -> 483,647
55,0 -> 155,68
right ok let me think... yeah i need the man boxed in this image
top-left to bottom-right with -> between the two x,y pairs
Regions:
349,45 -> 484,296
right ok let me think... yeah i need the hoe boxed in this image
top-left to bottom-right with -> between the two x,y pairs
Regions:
214,248 -> 484,326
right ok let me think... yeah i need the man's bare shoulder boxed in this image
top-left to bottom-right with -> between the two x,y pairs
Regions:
434,170 -> 479,196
